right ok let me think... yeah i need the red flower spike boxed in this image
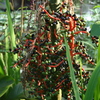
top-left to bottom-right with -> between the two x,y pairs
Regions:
48,60 -> 64,68
56,78 -> 68,88
69,34 -> 75,59
12,63 -> 18,67
24,59 -> 31,67
74,31 -> 90,35
39,5 -> 71,31
12,2 -> 95,99
69,16 -> 76,31
39,5 -> 61,21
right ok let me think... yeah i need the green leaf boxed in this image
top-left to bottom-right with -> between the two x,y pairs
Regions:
84,61 -> 100,100
0,67 -> 5,75
0,53 -> 5,75
97,37 -> 100,62
0,49 -> 9,53
84,37 -> 100,100
90,22 -> 100,37
93,5 -> 100,9
6,0 -> 16,50
4,83 -> 24,100
0,76 -> 14,97
64,34 -> 80,100
0,34 -> 7,41
0,87 -> 9,97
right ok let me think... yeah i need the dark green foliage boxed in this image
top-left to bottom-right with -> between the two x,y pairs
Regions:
91,22 -> 100,37
0,75 -> 14,97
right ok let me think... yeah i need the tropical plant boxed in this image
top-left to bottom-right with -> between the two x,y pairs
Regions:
0,0 -> 100,100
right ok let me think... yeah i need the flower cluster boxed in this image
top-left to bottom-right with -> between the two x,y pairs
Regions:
12,2 -> 97,100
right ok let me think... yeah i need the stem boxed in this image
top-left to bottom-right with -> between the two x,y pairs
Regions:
21,0 -> 24,36
97,36 -> 100,62
5,25 -> 9,75
79,58 -> 84,100
58,89 -> 62,100
49,0 -> 61,45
